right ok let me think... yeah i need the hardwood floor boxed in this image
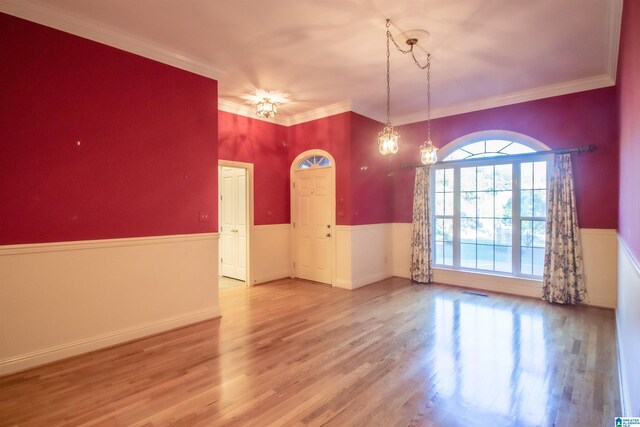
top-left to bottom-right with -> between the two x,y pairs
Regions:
0,278 -> 620,426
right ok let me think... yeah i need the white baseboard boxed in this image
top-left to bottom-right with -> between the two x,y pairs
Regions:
254,270 -> 291,285
0,308 -> 220,376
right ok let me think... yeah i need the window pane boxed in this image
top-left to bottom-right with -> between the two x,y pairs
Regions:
461,192 -> 477,217
503,143 -> 535,155
436,169 -> 444,191
521,220 -> 533,247
435,218 -> 443,241
477,166 -> 494,191
533,162 -> 547,189
533,220 -> 545,247
461,244 -> 477,268
435,193 -> 444,216
521,247 -> 533,275
495,191 -> 512,218
464,141 -> 485,155
495,219 -> 512,245
444,169 -> 454,191
461,167 -> 476,191
477,244 -> 494,270
443,219 -> 453,242
461,218 -> 476,243
477,218 -> 494,245
444,242 -> 453,265
533,248 -> 545,276
533,190 -> 547,217
443,149 -> 469,161
486,140 -> 510,153
521,162 -> 533,190
521,189 -> 533,217
445,192 -> 454,216
435,242 -> 443,264
495,164 -> 512,190
477,192 -> 494,217
495,246 -> 512,273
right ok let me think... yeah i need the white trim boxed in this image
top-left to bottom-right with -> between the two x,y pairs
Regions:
617,234 -> 640,416
394,74 -> 615,126
0,307 -> 220,376
0,0 -> 224,80
606,0 -> 624,84
432,267 -> 543,299
218,99 -> 289,126
218,160 -> 254,287
285,101 -> 353,126
0,232 -> 218,255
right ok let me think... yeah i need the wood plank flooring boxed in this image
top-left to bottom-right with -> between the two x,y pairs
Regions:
0,277 -> 620,426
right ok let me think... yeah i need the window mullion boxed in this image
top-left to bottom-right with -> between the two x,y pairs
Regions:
512,161 -> 521,276
453,166 -> 461,268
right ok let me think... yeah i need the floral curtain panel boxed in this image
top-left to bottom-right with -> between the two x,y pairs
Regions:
411,167 -> 432,284
542,154 -> 587,304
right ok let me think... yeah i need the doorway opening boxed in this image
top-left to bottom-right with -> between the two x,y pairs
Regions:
218,161 -> 253,289
290,150 -> 336,286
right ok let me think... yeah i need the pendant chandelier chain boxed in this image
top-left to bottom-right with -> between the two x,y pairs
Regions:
385,20 -> 392,126
427,54 -> 431,142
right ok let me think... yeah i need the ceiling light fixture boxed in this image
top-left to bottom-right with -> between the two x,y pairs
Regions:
379,19 -> 438,165
256,98 -> 277,119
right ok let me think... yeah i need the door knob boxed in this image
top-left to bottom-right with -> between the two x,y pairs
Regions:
326,233 -> 331,237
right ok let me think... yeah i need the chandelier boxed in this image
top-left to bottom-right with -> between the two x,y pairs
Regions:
256,98 -> 277,119
378,19 -> 438,165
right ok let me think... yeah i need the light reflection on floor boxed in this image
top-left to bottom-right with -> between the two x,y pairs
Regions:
433,293 -> 549,426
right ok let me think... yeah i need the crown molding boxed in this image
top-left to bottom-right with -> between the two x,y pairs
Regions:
394,74 -> 615,126
0,0 -> 224,80
218,99 -> 289,126
606,0 -> 623,84
284,101 -> 354,126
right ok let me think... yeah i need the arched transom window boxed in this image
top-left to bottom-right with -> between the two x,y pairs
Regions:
432,134 -> 550,278
442,140 -> 536,161
298,155 -> 331,170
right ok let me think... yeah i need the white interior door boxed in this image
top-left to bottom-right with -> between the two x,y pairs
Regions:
219,166 -> 247,281
294,167 -> 332,284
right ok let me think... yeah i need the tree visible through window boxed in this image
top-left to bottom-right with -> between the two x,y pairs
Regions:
433,138 -> 548,278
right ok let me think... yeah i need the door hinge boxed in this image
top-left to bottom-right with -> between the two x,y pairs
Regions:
293,222 -> 295,228
220,226 -> 223,232
220,195 -> 222,200
220,258 -> 223,263
293,262 -> 296,268
293,182 -> 296,189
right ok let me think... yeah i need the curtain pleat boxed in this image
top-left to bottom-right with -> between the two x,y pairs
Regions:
411,167 -> 432,284
542,154 -> 587,304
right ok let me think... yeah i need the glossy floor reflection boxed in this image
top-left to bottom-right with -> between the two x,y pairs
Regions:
0,278 -> 620,426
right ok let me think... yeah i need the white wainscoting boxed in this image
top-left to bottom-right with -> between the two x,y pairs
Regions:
334,224 -> 393,290
0,233 -> 219,376
251,224 -> 291,285
390,223 -> 618,308
617,236 -> 640,417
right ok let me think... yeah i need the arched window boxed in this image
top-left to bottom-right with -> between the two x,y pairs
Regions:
432,132 -> 550,278
298,155 -> 331,169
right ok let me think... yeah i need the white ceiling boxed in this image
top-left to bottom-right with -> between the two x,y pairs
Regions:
1,0 -> 622,126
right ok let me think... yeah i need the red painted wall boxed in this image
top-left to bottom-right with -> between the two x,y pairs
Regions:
0,13 -> 218,245
350,113 -> 393,225
218,111 -> 289,224
287,112 -> 353,225
618,0 -> 640,259
390,87 -> 619,229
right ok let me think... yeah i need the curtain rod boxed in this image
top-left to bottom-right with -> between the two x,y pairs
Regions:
399,144 -> 595,169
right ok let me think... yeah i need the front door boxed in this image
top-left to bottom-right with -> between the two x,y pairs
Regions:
219,166 -> 247,281
294,167 -> 332,284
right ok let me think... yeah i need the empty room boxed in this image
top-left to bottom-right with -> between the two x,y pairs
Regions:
1,0 -> 638,425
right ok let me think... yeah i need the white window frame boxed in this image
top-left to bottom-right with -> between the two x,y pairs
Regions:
431,131 -> 552,279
